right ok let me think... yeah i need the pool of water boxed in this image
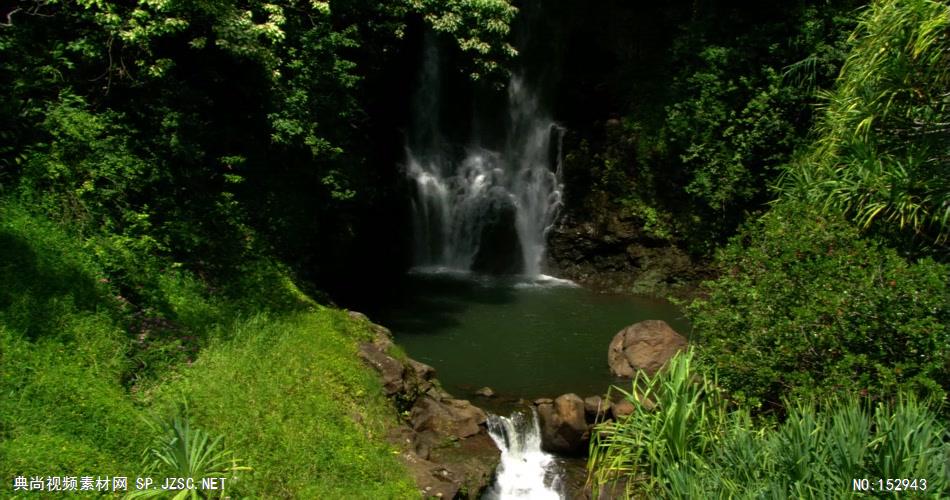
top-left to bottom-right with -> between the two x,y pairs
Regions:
360,268 -> 691,401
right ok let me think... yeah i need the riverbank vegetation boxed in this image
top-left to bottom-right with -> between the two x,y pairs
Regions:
0,202 -> 416,496
689,0 -> 949,411
589,351 -> 950,498
589,0 -> 950,496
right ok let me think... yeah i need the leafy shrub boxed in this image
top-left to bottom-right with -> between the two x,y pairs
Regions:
18,93 -> 154,232
557,2 -> 859,256
782,0 -> 950,246
689,202 -> 949,410
665,51 -> 799,221
588,351 -> 950,499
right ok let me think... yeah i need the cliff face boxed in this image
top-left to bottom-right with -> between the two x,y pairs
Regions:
545,210 -> 704,297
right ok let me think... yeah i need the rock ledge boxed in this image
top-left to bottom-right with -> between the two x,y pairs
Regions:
349,311 -> 499,499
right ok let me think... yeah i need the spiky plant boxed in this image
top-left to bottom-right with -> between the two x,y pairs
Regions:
869,397 -> 948,483
587,349 -> 725,498
780,0 -> 950,245
126,412 -> 250,499
587,351 -> 950,499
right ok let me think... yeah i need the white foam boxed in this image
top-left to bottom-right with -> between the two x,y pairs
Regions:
485,410 -> 563,499
513,274 -> 579,289
408,265 -> 472,277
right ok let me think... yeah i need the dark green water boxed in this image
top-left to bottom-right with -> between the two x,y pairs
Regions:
363,270 -> 690,401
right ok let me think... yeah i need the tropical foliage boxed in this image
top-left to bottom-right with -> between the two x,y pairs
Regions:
0,0 -> 519,292
557,1 -> 860,253
0,202 -> 418,496
2,0 -> 948,497
589,1 -> 950,495
689,202 -> 949,411
782,0 -> 950,247
588,351 -> 950,499
128,411 -> 250,499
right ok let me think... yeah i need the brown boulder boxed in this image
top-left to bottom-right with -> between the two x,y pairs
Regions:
357,312 -> 499,498
395,446 -> 461,499
428,431 -> 500,498
611,399 -> 635,418
410,397 -> 487,439
348,310 -> 395,350
537,393 -> 589,455
425,385 -> 453,401
388,424 -> 468,499
583,395 -> 611,421
608,320 -> 687,377
409,358 -> 436,381
347,310 -> 370,323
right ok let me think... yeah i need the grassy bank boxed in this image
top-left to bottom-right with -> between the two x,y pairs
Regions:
0,201 -> 415,497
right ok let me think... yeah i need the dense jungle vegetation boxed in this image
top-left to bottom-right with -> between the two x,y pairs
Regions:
1,0 -> 947,497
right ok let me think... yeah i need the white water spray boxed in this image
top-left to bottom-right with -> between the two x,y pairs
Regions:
406,43 -> 564,278
485,410 -> 564,499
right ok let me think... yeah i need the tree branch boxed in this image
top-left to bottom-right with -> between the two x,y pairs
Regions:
0,8 -> 23,27
2,2 -> 55,28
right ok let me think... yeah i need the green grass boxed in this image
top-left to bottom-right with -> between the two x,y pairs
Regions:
146,312 -> 416,498
0,200 -> 415,498
0,204 -> 144,482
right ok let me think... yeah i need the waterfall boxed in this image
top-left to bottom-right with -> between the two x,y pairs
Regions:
406,42 -> 564,278
485,410 -> 564,499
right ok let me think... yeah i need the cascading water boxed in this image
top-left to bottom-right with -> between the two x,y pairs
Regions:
485,410 -> 564,499
405,35 -> 569,500
406,43 -> 564,278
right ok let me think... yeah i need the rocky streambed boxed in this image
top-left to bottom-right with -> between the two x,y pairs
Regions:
351,309 -> 689,499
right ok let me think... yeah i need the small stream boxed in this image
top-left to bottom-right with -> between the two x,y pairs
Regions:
485,409 -> 563,499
